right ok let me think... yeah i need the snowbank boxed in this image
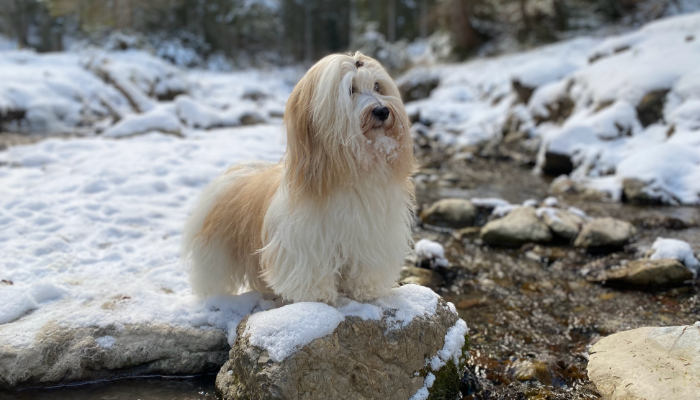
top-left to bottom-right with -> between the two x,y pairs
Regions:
404,12 -> 700,204
0,48 -> 294,136
0,126 -> 284,350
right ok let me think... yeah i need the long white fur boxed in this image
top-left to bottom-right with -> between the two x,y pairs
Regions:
182,51 -> 414,304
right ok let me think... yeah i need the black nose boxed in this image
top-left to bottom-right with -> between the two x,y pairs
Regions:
372,106 -> 389,121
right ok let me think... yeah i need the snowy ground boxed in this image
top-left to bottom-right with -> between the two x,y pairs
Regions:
406,11 -> 700,205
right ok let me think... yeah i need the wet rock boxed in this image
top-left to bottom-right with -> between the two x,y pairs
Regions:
508,359 -> 550,383
512,79 -> 535,104
622,178 -> 664,205
400,266 -> 444,288
532,95 -> 574,125
636,89 -> 669,127
421,198 -> 477,228
574,218 -> 635,251
239,111 -> 266,126
216,286 -> 467,400
0,323 -> 228,388
481,207 -> 552,247
538,208 -> 585,241
593,259 -> 694,288
588,323 -> 700,400
549,176 -> 611,201
541,151 -> 573,176
397,70 -> 440,102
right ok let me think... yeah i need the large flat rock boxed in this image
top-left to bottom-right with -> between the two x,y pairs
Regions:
588,323 -> 700,400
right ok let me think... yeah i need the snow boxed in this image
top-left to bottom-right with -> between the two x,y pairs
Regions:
650,238 -> 700,276
415,239 -> 449,268
244,302 -> 345,362
0,126 -> 284,347
404,12 -> 700,204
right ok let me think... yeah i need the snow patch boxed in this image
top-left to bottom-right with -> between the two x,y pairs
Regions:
650,238 -> 699,276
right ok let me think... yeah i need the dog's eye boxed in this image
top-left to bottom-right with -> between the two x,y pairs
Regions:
374,82 -> 381,94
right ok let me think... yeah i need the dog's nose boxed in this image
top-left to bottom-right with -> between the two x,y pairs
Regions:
372,106 -> 390,121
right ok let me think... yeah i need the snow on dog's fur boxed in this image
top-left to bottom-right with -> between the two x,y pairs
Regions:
182,52 -> 415,304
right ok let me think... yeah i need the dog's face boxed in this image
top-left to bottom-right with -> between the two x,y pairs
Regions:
284,52 -> 414,199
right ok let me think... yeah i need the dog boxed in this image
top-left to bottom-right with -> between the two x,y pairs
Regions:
182,52 -> 415,304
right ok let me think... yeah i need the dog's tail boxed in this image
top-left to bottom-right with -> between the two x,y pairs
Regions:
181,164 -> 267,297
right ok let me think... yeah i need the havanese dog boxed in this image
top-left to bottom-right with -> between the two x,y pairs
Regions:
182,51 -> 415,304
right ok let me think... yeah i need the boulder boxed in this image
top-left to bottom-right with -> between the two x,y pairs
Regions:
420,198 -> 477,229
541,151 -> 574,176
538,208 -> 585,241
574,218 -> 635,250
0,323 -> 228,388
397,70 -> 440,102
216,285 -> 468,400
622,178 -> 666,205
591,259 -> 694,288
481,207 -> 552,247
636,89 -> 670,127
588,323 -> 700,400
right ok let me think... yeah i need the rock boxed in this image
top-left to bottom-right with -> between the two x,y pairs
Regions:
216,285 -> 468,400
420,198 -> 477,229
512,79 -> 535,104
636,89 -> 670,127
538,208 -> 585,241
622,178 -> 664,204
587,323 -> 700,400
532,95 -> 574,125
397,70 -> 440,102
541,151 -> 574,176
0,323 -> 228,388
574,218 -> 635,250
481,207 -> 552,247
239,111 -> 266,126
399,266 -> 444,288
593,259 -> 694,287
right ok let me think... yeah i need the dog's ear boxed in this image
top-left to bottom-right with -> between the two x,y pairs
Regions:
284,62 -> 339,201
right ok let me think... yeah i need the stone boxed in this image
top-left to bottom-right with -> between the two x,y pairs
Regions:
216,285 -> 468,400
239,111 -> 266,126
587,323 -> 700,400
538,208 -> 585,241
622,178 -> 665,205
0,323 -> 228,388
512,79 -> 535,104
574,218 -> 635,250
420,198 -> 477,229
399,266 -> 444,288
481,207 -> 552,247
541,151 -> 574,176
636,89 -> 670,127
593,259 -> 694,287
397,70 -> 440,102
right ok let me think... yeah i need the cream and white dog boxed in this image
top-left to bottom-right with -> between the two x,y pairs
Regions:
182,52 -> 415,304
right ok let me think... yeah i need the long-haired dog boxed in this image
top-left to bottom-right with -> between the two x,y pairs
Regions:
182,52 -> 415,304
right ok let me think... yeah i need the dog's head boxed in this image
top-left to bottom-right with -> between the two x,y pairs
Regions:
284,52 -> 414,199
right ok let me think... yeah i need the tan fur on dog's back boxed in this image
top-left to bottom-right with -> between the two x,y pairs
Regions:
186,163 -> 281,295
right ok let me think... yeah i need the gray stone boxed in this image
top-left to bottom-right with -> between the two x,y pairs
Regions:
421,198 -> 477,228
574,218 -> 635,250
588,323 -> 700,400
540,208 -> 585,241
0,323 -> 228,388
216,291 -> 466,400
593,258 -> 693,287
481,207 -> 552,247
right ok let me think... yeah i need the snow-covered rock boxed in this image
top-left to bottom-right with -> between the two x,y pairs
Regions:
215,285 -> 467,400
588,323 -> 700,400
592,259 -> 694,288
0,126 -> 285,388
415,239 -> 449,269
650,237 -> 700,276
